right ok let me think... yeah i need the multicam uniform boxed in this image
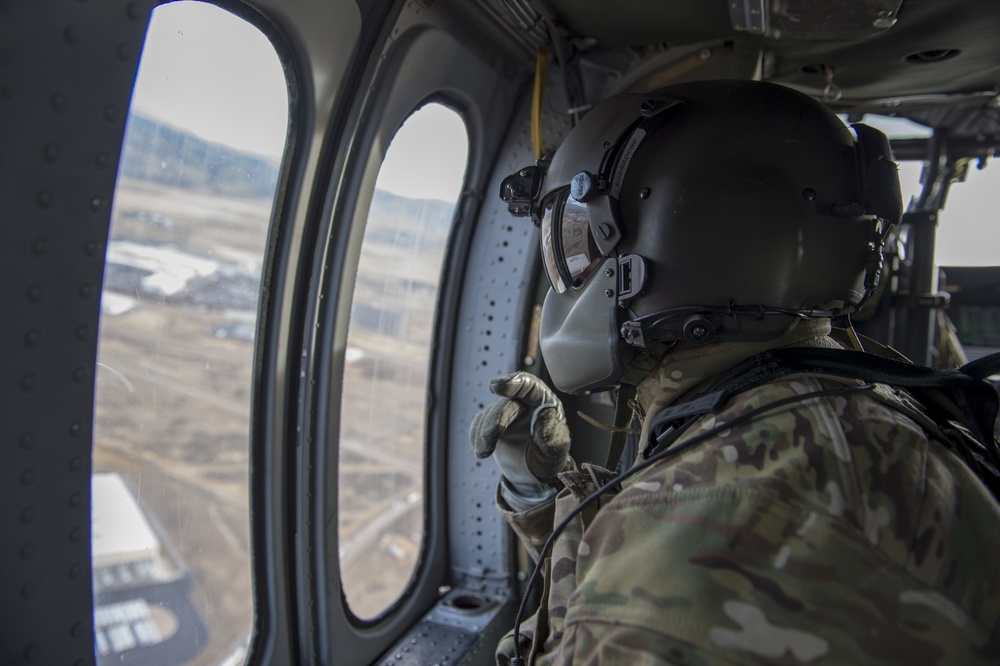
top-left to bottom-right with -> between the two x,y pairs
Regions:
495,321 -> 1000,665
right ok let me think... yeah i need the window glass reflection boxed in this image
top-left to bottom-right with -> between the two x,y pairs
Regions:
92,3 -> 288,664
338,103 -> 469,619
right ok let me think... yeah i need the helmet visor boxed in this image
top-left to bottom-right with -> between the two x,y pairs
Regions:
540,190 -> 605,294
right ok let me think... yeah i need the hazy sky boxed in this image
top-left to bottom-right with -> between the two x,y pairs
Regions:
132,2 -> 996,263
374,105 -> 469,202
130,1 -> 468,202
131,1 -> 288,159
898,160 -> 999,267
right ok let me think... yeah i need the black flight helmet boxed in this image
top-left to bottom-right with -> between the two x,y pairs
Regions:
501,80 -> 902,394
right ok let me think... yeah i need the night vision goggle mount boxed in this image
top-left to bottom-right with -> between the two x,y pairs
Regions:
499,97 -> 683,224
499,162 -> 547,221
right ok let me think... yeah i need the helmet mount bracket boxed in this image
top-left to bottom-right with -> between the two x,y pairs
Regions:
499,160 -> 549,220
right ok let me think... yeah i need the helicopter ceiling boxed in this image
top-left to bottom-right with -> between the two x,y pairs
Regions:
472,0 -> 1000,143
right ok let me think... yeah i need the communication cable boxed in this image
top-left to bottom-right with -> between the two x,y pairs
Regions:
532,49 -> 548,159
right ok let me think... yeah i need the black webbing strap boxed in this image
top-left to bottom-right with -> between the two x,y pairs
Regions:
644,391 -> 729,459
719,348 -> 1000,446
645,347 -> 1000,499
961,352 -> 1000,381
606,342 -> 670,470
604,383 -> 637,471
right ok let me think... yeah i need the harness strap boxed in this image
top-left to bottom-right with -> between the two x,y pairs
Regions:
645,347 -> 1000,500
604,383 -> 637,470
605,341 -> 671,470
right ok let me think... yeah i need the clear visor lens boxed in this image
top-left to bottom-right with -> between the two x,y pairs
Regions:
541,205 -> 567,293
540,190 -> 605,294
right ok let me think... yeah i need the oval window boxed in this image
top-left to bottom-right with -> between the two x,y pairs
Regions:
338,103 -> 469,619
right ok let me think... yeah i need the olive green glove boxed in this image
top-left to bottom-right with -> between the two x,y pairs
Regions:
469,372 -> 571,502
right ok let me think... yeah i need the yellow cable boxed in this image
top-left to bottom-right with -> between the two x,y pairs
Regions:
532,48 -> 548,160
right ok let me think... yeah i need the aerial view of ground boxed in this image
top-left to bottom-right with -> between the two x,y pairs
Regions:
93,179 -> 435,664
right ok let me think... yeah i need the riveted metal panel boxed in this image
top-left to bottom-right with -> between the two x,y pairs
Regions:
0,2 -> 153,664
446,116 -> 537,596
446,73 -> 573,598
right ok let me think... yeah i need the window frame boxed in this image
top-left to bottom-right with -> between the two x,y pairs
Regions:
279,4 -> 526,662
91,3 -> 297,666
335,99 -> 470,621
233,0 -> 362,663
299,84 -> 466,641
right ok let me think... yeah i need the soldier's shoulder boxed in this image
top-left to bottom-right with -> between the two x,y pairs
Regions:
623,375 -> 976,554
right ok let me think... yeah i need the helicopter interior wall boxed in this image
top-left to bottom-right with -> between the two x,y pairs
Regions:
238,0 -> 363,662
5,0 -> 999,665
361,38 -> 589,666
0,0 -> 531,663
0,2 -> 158,664
248,0 -> 554,663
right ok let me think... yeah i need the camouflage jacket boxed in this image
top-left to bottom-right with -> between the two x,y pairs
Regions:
496,322 -> 1000,665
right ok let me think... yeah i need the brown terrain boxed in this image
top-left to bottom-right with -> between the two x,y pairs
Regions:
94,180 -> 433,664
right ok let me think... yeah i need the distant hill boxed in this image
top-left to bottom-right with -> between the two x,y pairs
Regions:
118,114 -> 281,199
366,188 -> 457,248
118,114 -> 461,240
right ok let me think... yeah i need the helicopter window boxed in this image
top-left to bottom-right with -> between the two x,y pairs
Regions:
850,113 -> 997,267
931,163 -> 999,267
91,2 -> 288,664
849,114 -> 933,140
338,103 -> 469,619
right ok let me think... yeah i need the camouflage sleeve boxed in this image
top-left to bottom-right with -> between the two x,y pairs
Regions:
496,482 -> 557,564
495,463 -> 625,665
547,377 -> 1000,665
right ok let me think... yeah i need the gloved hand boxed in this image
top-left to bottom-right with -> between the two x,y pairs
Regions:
469,372 -> 571,499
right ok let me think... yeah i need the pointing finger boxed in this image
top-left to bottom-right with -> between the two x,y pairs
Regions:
489,372 -> 561,412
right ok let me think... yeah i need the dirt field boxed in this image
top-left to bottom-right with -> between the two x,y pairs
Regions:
94,179 -> 432,663
94,181 -> 264,666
